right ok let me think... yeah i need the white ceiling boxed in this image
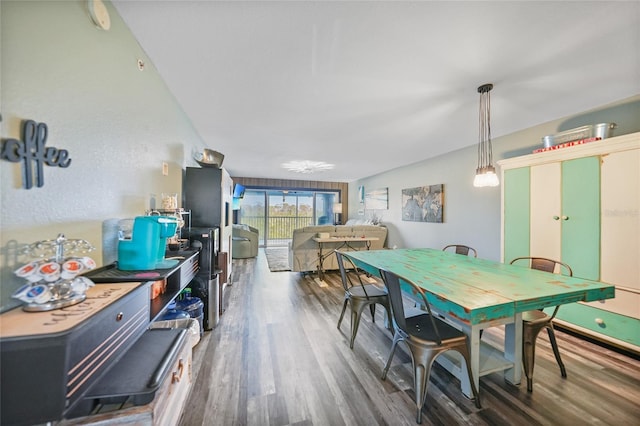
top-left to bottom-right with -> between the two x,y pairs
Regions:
112,0 -> 640,182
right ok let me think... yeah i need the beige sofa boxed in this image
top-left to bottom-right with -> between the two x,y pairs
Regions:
288,225 -> 387,273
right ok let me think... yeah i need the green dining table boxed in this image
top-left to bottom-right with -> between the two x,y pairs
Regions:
342,248 -> 615,397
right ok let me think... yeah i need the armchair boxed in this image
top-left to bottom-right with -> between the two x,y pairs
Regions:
232,224 -> 259,259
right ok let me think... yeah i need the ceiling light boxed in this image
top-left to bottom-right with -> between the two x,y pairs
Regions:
473,83 -> 499,188
282,160 -> 334,174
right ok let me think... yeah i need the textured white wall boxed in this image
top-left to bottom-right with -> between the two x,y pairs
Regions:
350,96 -> 640,261
1,1 -> 205,268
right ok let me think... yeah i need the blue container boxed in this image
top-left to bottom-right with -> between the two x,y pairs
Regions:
176,290 -> 204,336
158,301 -> 191,321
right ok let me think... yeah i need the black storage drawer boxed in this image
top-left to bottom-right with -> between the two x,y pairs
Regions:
0,283 -> 147,426
0,334 -> 68,426
65,285 -> 149,414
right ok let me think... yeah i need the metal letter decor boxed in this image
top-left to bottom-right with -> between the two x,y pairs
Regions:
1,119 -> 72,189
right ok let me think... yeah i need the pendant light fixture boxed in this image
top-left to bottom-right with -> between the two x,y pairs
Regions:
473,83 -> 499,187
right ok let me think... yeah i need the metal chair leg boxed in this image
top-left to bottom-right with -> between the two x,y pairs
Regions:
337,298 -> 349,329
381,335 -> 401,380
546,326 -> 567,378
522,325 -> 541,392
414,361 -> 427,424
350,305 -> 364,349
412,348 -> 439,424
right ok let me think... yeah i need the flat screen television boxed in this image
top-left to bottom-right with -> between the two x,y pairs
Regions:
233,183 -> 246,199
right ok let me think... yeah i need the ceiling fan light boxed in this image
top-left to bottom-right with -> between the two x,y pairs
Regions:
282,160 -> 335,174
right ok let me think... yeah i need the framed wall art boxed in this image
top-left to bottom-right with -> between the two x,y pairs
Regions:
401,184 -> 444,223
365,187 -> 388,210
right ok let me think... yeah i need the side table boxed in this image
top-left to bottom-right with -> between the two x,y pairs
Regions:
312,236 -> 379,281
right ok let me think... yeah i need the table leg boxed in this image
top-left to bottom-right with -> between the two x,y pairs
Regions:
459,324 -> 481,398
503,313 -> 522,386
317,242 -> 324,281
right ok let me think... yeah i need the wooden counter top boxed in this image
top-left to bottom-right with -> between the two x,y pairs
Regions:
0,282 -> 142,339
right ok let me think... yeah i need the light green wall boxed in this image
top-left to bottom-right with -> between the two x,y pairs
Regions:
350,95 -> 640,261
1,1 -> 206,260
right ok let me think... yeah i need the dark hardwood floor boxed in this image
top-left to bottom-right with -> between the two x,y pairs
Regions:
179,250 -> 640,426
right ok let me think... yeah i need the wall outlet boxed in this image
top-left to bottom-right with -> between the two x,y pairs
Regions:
162,162 -> 169,176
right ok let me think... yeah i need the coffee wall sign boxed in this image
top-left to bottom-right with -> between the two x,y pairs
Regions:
1,119 -> 71,189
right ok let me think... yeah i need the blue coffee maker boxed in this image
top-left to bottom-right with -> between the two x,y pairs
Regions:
117,216 -> 179,270
153,216 -> 179,269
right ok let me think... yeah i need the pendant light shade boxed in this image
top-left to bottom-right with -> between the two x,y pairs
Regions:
474,83 -> 499,187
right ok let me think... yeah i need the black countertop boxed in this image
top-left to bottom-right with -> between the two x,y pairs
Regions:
83,250 -> 198,283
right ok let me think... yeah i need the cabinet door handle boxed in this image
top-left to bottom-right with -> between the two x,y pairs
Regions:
561,215 -> 569,220
553,216 -> 560,221
172,358 -> 185,383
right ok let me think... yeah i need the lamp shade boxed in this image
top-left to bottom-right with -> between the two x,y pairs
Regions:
473,167 -> 499,187
333,203 -> 343,213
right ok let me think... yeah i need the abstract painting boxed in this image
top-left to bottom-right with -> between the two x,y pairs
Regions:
401,184 -> 444,223
365,187 -> 388,210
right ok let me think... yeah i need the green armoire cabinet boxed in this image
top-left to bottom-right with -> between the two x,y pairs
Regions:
499,132 -> 640,354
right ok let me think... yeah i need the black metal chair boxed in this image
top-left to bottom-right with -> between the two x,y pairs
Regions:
510,256 -> 572,392
379,268 -> 481,423
335,251 -> 392,349
442,244 -> 477,257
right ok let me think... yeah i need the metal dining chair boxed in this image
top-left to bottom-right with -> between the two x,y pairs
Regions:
335,251 -> 392,349
442,244 -> 477,257
510,256 -> 572,392
379,268 -> 481,423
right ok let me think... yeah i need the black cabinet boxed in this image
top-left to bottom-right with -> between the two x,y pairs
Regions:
0,282 -> 147,425
0,252 -> 199,425
184,167 -> 226,227
184,167 -> 234,284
